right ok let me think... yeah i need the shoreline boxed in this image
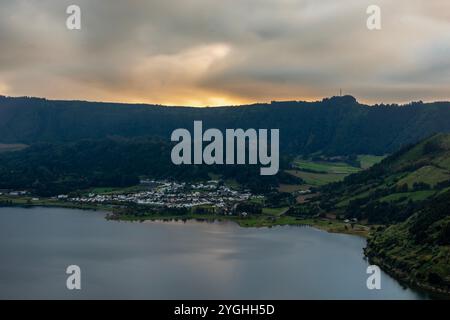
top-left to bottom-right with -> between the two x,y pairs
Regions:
107,212 -> 370,237
0,196 -> 370,236
365,253 -> 450,299
2,199 -> 447,298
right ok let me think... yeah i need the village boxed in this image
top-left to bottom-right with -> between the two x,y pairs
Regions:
67,180 -> 260,213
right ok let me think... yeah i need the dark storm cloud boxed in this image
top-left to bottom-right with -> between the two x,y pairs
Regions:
0,0 -> 449,106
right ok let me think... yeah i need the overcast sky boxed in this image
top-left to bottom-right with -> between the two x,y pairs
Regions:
0,0 -> 449,106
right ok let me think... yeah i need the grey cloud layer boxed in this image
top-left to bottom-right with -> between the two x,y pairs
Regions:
0,0 -> 449,105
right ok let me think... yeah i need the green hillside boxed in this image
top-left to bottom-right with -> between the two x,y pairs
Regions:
299,134 -> 450,295
311,134 -> 450,223
365,190 -> 450,295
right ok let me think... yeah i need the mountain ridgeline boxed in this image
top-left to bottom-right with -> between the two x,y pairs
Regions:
2,95 -> 450,155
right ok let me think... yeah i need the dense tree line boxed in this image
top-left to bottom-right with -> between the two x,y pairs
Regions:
0,137 -> 300,196
1,95 -> 450,155
409,191 -> 450,246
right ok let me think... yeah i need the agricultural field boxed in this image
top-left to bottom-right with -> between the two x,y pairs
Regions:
286,170 -> 346,186
395,165 -> 450,188
357,155 -> 386,169
379,190 -> 437,203
293,160 -> 360,174
286,155 -> 384,187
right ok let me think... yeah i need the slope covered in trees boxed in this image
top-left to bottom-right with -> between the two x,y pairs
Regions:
1,95 -> 450,156
0,137 -> 299,196
365,189 -> 450,295
305,134 -> 450,224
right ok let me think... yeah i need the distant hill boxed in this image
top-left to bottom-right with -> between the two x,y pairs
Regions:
1,95 -> 450,155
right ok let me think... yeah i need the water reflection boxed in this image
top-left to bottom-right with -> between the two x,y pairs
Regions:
0,207 -> 426,299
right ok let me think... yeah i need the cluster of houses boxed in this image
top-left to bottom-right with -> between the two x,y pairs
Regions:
67,180 -> 257,210
0,190 -> 28,197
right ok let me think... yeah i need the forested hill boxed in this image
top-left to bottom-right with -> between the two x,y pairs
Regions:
0,137 -> 298,196
1,95 -> 450,155
311,133 -> 450,224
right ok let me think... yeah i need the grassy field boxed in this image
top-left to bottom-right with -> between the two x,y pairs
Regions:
261,207 -> 289,216
286,155 -> 385,187
336,188 -> 438,207
293,160 -> 361,174
358,155 -> 386,169
286,170 -> 347,186
379,190 -> 437,203
396,165 -> 450,188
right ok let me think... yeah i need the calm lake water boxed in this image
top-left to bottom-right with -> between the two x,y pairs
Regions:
0,207 -> 426,299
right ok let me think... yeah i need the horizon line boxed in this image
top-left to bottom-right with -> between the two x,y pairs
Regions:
1,93 -> 448,109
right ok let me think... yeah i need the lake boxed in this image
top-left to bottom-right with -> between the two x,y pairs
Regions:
0,207 -> 426,299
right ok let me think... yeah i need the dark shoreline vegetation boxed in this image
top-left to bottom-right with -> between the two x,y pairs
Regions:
1,95 -> 450,298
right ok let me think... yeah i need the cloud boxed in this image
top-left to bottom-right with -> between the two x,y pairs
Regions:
0,0 -> 449,106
